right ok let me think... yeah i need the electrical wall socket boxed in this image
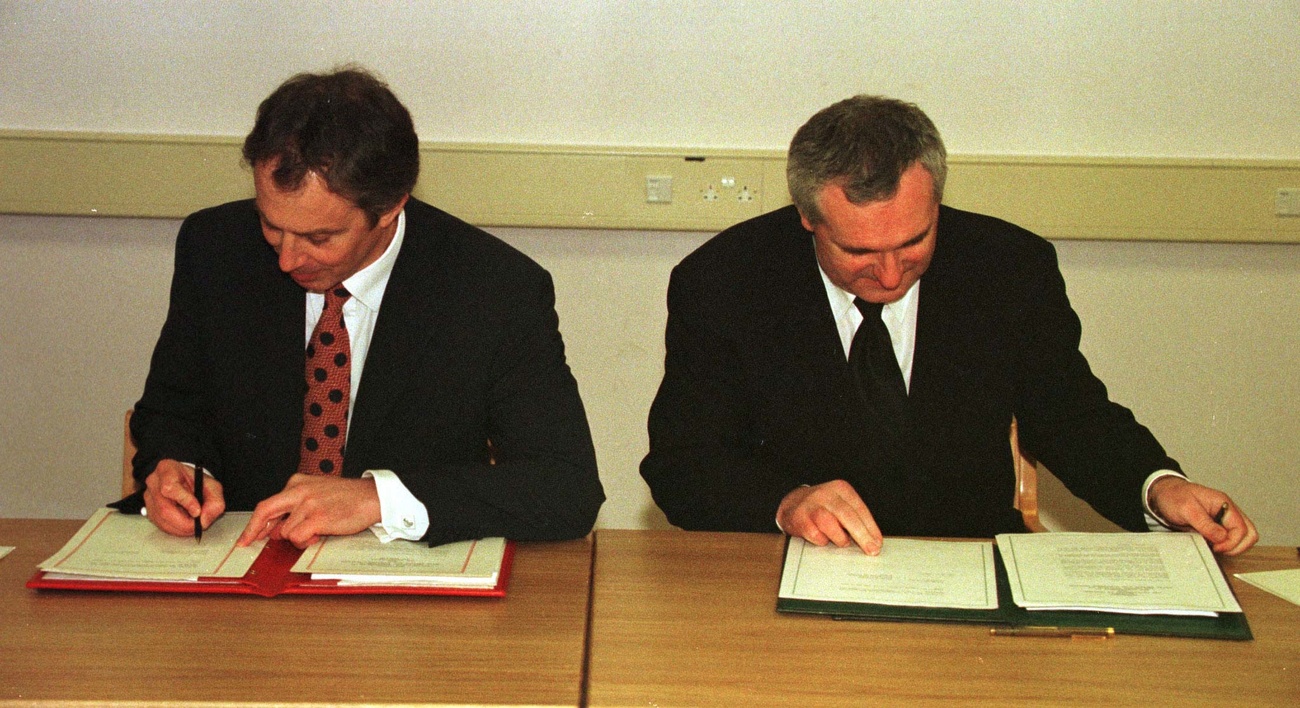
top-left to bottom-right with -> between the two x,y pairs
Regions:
1277,188 -> 1300,217
627,155 -> 768,229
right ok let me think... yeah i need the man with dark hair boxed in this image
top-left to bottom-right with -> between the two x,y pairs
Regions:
130,67 -> 604,548
641,95 -> 1256,555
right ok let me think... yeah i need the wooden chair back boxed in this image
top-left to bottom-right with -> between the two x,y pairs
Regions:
122,409 -> 139,497
1010,417 -> 1047,532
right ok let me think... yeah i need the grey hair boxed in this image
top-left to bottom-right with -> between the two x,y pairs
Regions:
786,95 -> 946,224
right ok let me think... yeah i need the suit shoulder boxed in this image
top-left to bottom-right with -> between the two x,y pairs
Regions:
172,199 -> 265,260
937,206 -> 1054,259
933,205 -> 1058,276
402,198 -> 551,284
178,199 -> 259,232
676,205 -> 806,277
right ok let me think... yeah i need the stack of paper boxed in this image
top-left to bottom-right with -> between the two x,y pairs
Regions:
30,508 -> 512,597
293,534 -> 506,589
38,508 -> 264,583
995,532 -> 1242,616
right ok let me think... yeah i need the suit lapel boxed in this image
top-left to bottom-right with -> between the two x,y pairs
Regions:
762,230 -> 874,467
343,213 -> 444,474
216,209 -> 305,487
910,210 -> 966,414
232,210 -> 305,444
767,235 -> 850,401
909,207 -> 1007,441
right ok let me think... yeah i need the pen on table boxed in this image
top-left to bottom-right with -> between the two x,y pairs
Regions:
193,464 -> 204,543
990,626 -> 1114,638
1214,502 -> 1229,526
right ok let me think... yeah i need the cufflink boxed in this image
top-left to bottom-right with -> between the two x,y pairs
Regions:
402,517 -> 414,529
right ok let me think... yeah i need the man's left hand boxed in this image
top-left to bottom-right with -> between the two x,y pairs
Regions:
236,474 -> 382,548
1148,476 -> 1258,556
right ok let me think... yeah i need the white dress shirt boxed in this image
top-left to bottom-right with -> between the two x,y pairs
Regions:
815,259 -> 1179,530
304,211 -> 429,542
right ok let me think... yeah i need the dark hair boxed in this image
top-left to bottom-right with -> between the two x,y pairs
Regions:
242,66 -> 419,225
786,95 -> 946,224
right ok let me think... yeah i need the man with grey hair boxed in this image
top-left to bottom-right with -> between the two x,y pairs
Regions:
641,95 -> 1256,555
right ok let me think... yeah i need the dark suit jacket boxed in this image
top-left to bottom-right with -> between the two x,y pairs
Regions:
641,204 -> 1177,536
130,197 -> 603,546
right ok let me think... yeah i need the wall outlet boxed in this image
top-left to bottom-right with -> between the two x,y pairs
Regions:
1277,188 -> 1300,217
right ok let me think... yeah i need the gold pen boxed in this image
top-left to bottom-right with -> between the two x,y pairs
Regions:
991,626 -> 1115,638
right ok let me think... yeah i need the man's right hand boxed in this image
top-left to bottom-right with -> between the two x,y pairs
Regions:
777,480 -> 882,555
142,459 -> 226,537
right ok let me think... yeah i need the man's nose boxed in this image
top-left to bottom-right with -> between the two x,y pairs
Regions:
277,234 -> 304,273
875,252 -> 903,290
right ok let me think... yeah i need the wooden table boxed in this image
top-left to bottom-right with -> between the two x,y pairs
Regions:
587,530 -> 1300,707
0,519 -> 593,707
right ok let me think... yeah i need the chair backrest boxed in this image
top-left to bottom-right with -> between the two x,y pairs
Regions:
122,409 -> 139,497
1010,417 -> 1047,532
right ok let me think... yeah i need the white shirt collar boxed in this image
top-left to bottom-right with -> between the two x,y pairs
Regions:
340,209 -> 405,311
816,259 -> 920,326
816,251 -> 921,389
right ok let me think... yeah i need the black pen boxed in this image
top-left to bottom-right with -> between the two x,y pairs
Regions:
194,464 -> 204,543
1214,502 -> 1229,526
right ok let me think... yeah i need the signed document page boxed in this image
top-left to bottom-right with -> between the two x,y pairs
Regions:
38,508 -> 264,581
292,534 -> 506,588
779,538 -> 999,610
996,532 -> 1242,616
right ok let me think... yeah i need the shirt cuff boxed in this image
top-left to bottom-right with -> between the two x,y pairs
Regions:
363,469 -> 429,542
775,484 -> 811,534
1142,470 -> 1187,531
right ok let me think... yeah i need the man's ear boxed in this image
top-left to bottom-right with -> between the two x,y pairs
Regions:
798,210 -> 816,233
377,193 -> 410,228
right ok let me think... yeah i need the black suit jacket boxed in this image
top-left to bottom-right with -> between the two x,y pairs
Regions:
641,204 -> 1177,536
130,198 -> 603,546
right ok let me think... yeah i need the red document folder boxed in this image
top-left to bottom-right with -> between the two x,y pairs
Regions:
27,538 -> 515,598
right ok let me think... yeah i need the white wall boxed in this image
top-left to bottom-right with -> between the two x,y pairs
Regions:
2,2 -> 1297,541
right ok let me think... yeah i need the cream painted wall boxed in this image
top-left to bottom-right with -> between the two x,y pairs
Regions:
1,2 -> 1297,540
2,2 -> 1297,157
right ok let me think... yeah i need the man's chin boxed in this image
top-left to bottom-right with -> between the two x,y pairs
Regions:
855,288 -> 908,305
289,272 -> 329,292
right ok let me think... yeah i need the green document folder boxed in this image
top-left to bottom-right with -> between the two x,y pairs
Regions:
776,544 -> 1252,641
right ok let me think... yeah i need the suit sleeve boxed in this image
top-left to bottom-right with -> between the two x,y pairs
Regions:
640,265 -> 803,532
129,215 -> 217,484
1010,239 -> 1179,531
398,268 -> 604,546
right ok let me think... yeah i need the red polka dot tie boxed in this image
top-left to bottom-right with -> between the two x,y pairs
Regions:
298,286 -> 351,476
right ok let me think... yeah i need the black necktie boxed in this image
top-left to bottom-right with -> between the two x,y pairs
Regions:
850,298 -> 909,432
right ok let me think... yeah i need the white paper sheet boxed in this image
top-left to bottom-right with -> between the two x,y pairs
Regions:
292,534 -> 505,588
779,537 -> 999,610
38,508 -> 265,581
1234,568 -> 1300,607
996,532 -> 1241,616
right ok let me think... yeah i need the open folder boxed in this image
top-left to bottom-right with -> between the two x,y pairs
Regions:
776,534 -> 1251,640
27,508 -> 513,597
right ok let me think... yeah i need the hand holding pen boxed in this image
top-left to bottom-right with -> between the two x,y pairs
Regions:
140,458 -> 227,538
